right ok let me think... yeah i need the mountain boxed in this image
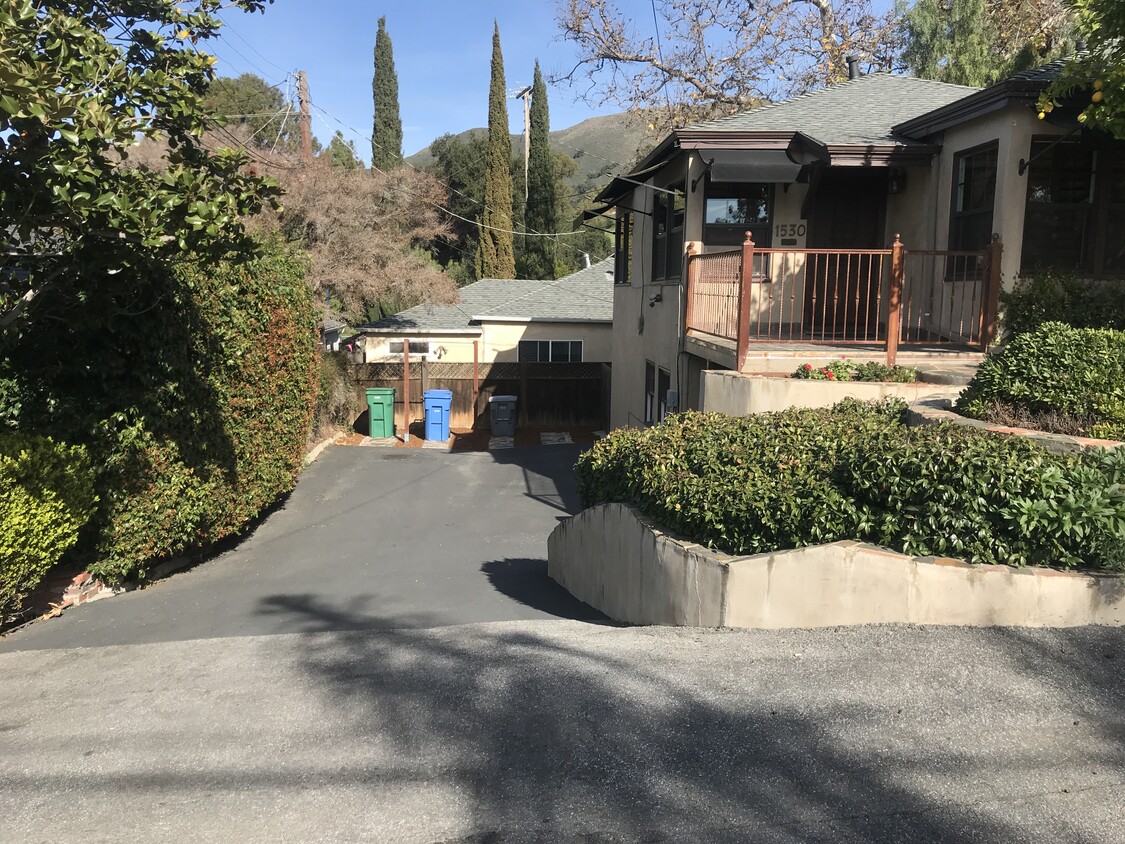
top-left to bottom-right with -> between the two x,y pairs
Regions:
406,112 -> 661,197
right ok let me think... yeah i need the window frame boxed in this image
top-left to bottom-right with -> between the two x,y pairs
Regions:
644,360 -> 656,426
651,182 -> 686,281
657,368 -> 671,423
948,141 -> 998,254
1020,136 -> 1125,277
388,340 -> 431,356
703,180 -> 773,249
614,210 -> 633,284
517,339 -> 584,363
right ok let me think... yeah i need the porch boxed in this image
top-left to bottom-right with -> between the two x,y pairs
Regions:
684,234 -> 1000,374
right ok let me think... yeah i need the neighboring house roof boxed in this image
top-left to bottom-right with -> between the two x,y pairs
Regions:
684,73 -> 980,147
894,57 -> 1077,138
322,319 -> 346,333
359,256 -> 615,334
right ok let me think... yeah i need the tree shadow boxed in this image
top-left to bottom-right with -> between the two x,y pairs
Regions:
255,593 -> 1123,841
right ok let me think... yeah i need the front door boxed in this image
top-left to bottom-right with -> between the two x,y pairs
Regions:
805,169 -> 888,340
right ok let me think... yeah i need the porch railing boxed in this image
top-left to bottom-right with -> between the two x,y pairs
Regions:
685,233 -> 1001,369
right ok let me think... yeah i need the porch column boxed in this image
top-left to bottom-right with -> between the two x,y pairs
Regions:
885,234 -> 904,367
736,232 -> 755,373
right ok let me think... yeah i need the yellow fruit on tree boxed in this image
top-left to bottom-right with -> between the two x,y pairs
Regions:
1095,79 -> 1105,91
1038,111 -> 1046,120
1093,91 -> 1104,103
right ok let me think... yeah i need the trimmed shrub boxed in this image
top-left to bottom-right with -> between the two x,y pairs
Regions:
792,360 -> 916,382
578,399 -> 1125,571
1001,270 -> 1125,337
84,243 -> 319,581
1,434 -> 98,619
957,322 -> 1125,440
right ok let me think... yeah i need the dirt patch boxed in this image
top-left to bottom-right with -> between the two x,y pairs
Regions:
977,401 -> 1098,438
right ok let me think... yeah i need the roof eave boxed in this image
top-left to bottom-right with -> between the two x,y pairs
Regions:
826,143 -> 942,166
358,326 -> 483,336
472,316 -> 613,324
894,80 -> 1045,138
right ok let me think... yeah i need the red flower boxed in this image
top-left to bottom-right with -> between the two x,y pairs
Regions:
804,363 -> 813,371
827,372 -> 835,380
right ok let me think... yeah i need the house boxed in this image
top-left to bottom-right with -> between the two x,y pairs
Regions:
595,58 -> 1124,429
357,256 -> 614,366
321,319 -> 346,351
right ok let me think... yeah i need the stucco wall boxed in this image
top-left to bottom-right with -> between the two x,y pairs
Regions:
548,504 -> 1125,629
365,321 -> 611,365
699,370 -> 962,416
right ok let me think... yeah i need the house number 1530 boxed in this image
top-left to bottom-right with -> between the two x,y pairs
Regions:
774,223 -> 806,238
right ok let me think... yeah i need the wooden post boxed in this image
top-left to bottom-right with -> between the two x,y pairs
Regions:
472,340 -> 480,426
886,234 -> 904,367
982,234 -> 1003,350
735,232 -> 755,372
296,70 -> 313,167
684,241 -> 699,334
402,339 -> 410,443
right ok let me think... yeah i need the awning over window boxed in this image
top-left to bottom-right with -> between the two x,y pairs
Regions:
703,134 -> 830,183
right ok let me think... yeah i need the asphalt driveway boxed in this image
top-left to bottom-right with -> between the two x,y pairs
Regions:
0,444 -> 603,652
1,444 -> 1123,842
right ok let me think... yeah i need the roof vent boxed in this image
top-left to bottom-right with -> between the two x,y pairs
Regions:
846,55 -> 860,81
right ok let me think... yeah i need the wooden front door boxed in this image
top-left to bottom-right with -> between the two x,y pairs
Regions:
805,169 -> 888,339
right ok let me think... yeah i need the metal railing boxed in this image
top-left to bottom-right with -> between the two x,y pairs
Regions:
685,234 -> 1001,368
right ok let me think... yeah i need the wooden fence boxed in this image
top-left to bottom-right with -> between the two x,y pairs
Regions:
352,360 -> 609,431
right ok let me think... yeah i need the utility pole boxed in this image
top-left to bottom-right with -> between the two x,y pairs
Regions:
297,70 -> 313,166
513,85 -> 532,200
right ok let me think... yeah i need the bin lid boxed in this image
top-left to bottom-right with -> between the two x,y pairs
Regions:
489,394 -> 517,403
365,387 -> 395,396
423,389 -> 453,399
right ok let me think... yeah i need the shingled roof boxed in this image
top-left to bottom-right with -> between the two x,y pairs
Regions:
684,73 -> 980,146
360,256 -> 615,334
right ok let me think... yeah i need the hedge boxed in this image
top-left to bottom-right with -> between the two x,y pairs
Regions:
0,434 -> 98,619
576,400 -> 1125,571
957,322 -> 1125,440
0,236 -> 319,582
1002,270 -> 1125,337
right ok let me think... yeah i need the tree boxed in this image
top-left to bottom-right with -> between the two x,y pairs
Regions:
476,23 -> 516,279
1041,0 -> 1125,139
553,0 -> 898,131
261,161 -> 458,324
205,72 -> 297,150
428,132 -> 489,281
0,0 -> 279,333
371,16 -> 403,170
521,62 -> 558,279
325,131 -> 362,170
900,0 -> 1073,88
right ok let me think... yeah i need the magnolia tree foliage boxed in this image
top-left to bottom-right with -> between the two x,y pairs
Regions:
1041,0 -> 1125,138
554,0 -> 898,130
0,0 -> 281,332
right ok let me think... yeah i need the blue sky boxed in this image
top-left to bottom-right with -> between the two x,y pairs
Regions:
211,1 -> 634,161
212,1 -> 897,162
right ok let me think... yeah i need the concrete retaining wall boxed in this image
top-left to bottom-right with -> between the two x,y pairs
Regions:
699,371 -> 962,416
548,504 -> 1125,629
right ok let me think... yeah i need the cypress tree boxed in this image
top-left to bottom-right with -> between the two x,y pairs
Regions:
477,22 -> 516,279
372,16 -> 403,169
522,62 -> 557,279
900,0 -> 1005,88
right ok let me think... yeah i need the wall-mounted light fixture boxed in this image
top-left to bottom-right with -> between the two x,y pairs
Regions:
888,167 -> 907,195
648,292 -> 663,308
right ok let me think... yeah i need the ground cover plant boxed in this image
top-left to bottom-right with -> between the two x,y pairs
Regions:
957,322 -> 1125,440
577,399 -> 1125,571
792,360 -> 916,382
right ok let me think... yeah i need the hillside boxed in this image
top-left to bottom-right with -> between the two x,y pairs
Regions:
406,111 -> 660,197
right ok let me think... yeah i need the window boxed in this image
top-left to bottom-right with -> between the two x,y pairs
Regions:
950,144 -> 998,252
657,368 -> 671,423
704,182 -> 772,248
614,211 -> 633,283
1021,138 -> 1125,276
389,340 -> 430,355
652,183 -> 685,280
644,361 -> 656,425
517,339 -> 583,363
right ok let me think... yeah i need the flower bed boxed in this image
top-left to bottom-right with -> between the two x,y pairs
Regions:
792,359 -> 917,382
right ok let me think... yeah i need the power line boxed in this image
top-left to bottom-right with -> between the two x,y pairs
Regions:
214,12 -> 291,77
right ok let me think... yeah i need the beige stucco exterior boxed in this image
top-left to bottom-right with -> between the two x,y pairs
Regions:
363,320 -> 612,365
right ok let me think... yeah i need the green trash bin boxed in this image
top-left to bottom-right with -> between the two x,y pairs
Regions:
365,387 -> 395,438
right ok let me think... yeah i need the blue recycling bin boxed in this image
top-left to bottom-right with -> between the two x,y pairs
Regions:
423,389 -> 453,441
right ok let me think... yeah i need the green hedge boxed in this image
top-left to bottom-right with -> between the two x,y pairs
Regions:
1002,271 -> 1125,337
957,322 -> 1125,440
0,434 -> 97,619
1,237 -> 319,582
576,400 -> 1125,571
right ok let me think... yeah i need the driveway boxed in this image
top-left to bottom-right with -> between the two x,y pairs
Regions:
1,445 -> 1123,843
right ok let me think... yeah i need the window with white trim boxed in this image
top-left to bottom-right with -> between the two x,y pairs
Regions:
517,340 -> 583,362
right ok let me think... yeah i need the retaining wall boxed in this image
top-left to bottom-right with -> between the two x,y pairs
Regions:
548,504 -> 1125,629
699,371 -> 962,416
